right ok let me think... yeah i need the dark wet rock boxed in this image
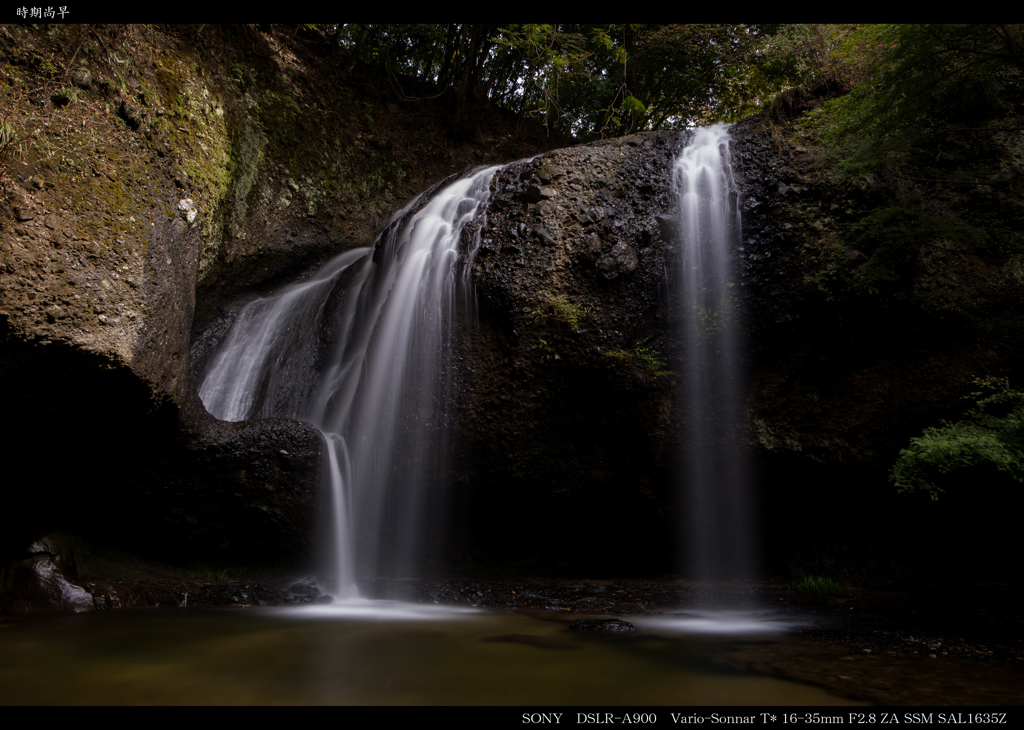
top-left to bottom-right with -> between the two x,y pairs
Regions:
519,184 -> 555,204
1,534 -> 147,613
1,132 -> 322,572
569,618 -> 638,633
596,241 -> 638,280
533,226 -> 556,247
0,531 -> 345,614
654,213 -> 676,241
454,131 -> 684,573
3,552 -> 94,614
117,101 -> 142,130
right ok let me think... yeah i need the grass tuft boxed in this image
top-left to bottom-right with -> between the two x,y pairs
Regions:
793,574 -> 844,596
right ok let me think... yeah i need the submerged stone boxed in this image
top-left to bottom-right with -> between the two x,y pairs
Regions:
569,618 -> 638,633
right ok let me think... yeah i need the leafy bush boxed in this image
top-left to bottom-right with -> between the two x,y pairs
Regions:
890,377 -> 1024,501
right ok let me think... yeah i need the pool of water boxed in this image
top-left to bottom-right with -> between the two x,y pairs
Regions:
0,602 -> 859,705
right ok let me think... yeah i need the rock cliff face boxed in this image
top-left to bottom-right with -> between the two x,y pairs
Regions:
0,100 -> 324,566
0,23 -> 557,594
449,134 -> 684,572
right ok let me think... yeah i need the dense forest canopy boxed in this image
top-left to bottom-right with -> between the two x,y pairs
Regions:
318,23 -> 853,139
315,24 -> 1021,142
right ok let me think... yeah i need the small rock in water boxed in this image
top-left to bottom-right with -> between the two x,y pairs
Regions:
569,618 -> 638,633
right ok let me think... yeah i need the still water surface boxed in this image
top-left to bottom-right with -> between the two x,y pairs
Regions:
0,603 -> 858,705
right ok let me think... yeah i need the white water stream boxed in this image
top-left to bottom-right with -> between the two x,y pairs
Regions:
199,128 -> 754,599
198,166 -> 500,597
674,123 -> 755,581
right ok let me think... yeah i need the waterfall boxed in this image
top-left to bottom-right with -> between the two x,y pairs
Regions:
197,165 -> 501,597
673,123 -> 755,581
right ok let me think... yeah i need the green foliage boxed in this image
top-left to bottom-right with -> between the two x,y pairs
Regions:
751,24 -> 855,90
228,60 -> 258,92
890,377 -> 1024,501
805,197 -> 1024,308
793,25 -> 1024,302
195,565 -> 236,583
838,203 -> 1011,297
36,57 -> 60,78
604,340 -> 671,379
340,24 -> 835,140
792,574 -> 844,596
0,117 -> 17,166
52,87 -> 78,106
808,24 -> 1024,177
532,293 -> 593,331
490,24 -> 603,135
620,95 -> 646,116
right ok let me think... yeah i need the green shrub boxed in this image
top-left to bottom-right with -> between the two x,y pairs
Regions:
890,377 -> 1024,501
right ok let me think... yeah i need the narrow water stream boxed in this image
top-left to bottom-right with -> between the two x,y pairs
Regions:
196,167 -> 501,595
674,123 -> 755,581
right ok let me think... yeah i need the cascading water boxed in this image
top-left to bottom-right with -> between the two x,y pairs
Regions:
198,129 -> 753,600
673,123 -> 756,583
197,165 -> 501,598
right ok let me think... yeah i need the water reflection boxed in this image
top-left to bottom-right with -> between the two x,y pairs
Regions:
0,606 -> 856,705
294,597 -> 480,621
